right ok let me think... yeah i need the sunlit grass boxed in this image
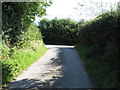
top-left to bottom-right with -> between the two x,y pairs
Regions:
2,41 -> 47,85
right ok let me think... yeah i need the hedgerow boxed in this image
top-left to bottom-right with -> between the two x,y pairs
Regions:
76,10 -> 120,88
38,18 -> 81,45
1,40 -> 47,85
1,23 -> 48,85
1,2 -> 51,86
79,11 -> 120,66
2,2 -> 51,47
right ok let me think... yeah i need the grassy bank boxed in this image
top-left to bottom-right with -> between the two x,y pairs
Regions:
2,41 -> 47,85
76,44 -> 118,88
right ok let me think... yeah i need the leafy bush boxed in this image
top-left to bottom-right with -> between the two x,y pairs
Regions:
38,18 -> 82,45
79,11 -> 120,65
2,2 -> 51,47
17,23 -> 43,48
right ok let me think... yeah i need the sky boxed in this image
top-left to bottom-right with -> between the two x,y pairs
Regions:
35,0 -> 120,24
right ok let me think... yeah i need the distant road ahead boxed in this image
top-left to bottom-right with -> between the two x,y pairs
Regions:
46,45 -> 92,88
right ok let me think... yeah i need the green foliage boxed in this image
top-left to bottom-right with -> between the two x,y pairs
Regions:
1,23 -> 48,85
1,2 -> 51,86
1,41 -> 47,85
76,10 -> 120,88
17,23 -> 43,48
2,2 -> 51,47
38,18 -> 81,45
76,44 -> 118,88
79,11 -> 120,65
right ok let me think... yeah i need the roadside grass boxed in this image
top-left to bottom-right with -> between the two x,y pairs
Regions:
2,41 -> 47,86
76,44 -> 118,88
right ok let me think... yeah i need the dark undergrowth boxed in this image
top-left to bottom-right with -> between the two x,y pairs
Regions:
76,44 -> 119,88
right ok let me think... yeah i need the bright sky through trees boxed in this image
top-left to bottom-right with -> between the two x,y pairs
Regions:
35,0 -> 120,24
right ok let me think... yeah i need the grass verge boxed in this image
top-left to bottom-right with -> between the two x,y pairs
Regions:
76,44 -> 118,88
2,41 -> 47,86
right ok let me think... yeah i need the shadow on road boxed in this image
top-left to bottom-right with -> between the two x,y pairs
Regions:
8,78 -> 50,89
6,45 -> 92,89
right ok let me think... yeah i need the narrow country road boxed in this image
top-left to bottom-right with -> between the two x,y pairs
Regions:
8,45 -> 92,89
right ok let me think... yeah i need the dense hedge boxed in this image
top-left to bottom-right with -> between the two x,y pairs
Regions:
79,11 -> 120,66
76,11 -> 120,88
1,2 -> 51,85
2,2 -> 51,47
38,18 -> 81,45
1,23 -> 48,85
17,23 -> 43,48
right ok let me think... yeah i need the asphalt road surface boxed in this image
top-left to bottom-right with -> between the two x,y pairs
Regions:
8,45 -> 92,89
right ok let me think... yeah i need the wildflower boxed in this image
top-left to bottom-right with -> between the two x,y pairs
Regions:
1,58 -> 4,60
